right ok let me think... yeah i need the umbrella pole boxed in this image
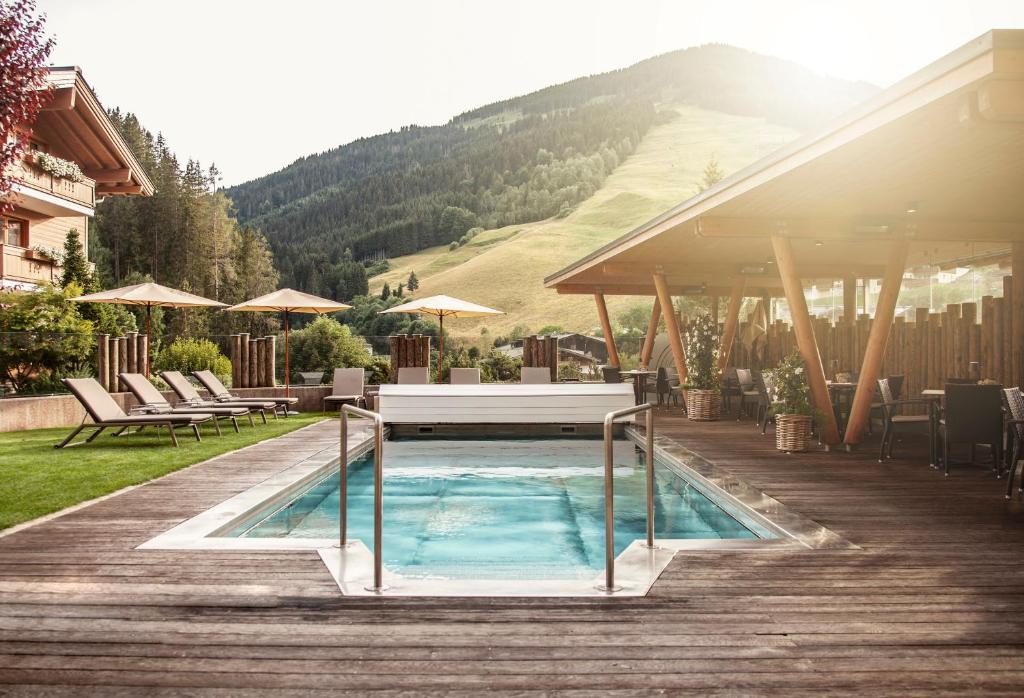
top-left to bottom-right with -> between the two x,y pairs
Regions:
145,305 -> 152,379
284,309 -> 290,397
437,313 -> 444,384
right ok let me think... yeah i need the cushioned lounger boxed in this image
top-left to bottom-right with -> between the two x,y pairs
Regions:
192,370 -> 297,416
160,371 -> 276,423
58,377 -> 215,448
322,368 -> 365,413
120,373 -> 253,432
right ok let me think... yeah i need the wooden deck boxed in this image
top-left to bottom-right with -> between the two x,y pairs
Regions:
0,411 -> 1023,695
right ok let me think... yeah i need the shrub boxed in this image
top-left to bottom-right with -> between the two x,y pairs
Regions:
480,349 -> 521,383
682,313 -> 719,390
287,316 -> 370,374
153,338 -> 231,382
366,356 -> 391,385
767,351 -> 814,417
558,361 -> 583,381
0,284 -> 94,393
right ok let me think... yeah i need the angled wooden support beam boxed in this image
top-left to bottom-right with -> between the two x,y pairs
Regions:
84,167 -> 131,183
640,301 -> 661,369
594,292 -> 620,368
770,236 -> 841,446
653,273 -> 687,385
717,278 -> 746,371
42,86 -> 76,111
844,240 -> 909,446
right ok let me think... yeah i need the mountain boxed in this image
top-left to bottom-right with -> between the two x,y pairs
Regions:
227,44 -> 876,299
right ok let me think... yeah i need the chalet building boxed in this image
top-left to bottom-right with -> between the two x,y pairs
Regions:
2,67 -> 153,290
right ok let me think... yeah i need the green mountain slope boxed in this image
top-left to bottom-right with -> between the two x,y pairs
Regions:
371,105 -> 798,338
227,44 -> 874,300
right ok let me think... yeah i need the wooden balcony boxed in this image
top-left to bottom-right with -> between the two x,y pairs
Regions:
9,157 -> 95,213
0,244 -> 59,287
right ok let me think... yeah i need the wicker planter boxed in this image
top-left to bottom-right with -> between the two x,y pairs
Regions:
685,388 -> 721,421
775,413 -> 813,452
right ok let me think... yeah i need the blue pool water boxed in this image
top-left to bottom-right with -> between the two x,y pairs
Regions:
236,438 -> 761,579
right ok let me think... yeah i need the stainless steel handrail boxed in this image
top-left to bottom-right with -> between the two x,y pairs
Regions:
598,402 -> 655,593
340,404 -> 388,593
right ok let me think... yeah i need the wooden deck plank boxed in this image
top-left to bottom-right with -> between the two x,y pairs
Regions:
0,411 -> 1022,694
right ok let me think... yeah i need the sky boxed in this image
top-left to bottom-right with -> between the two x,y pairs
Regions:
36,0 -> 1024,186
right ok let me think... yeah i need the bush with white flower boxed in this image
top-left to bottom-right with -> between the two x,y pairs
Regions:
683,312 -> 720,390
35,152 -> 84,183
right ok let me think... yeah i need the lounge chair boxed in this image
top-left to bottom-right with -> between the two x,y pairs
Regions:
322,368 -> 366,413
57,378 -> 216,448
450,368 -> 480,384
193,370 -> 298,416
520,367 -> 551,384
397,367 -> 428,384
161,371 -> 275,423
120,372 -> 252,432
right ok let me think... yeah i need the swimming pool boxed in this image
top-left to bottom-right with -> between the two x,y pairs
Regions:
230,437 -> 767,580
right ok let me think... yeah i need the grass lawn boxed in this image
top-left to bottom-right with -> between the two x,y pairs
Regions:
0,413 -> 326,531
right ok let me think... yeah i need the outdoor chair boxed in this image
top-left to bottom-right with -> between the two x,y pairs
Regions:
720,367 -> 740,411
876,377 -> 932,462
735,369 -> 759,420
520,367 -> 551,384
938,382 -> 1004,477
57,378 -> 216,448
161,371 -> 276,423
322,368 -> 366,414
193,370 -> 297,416
601,366 -> 623,384
449,367 -> 480,384
869,374 -> 905,434
656,367 -> 681,407
120,372 -> 251,431
755,371 -> 776,435
1002,388 -> 1024,499
397,367 -> 429,384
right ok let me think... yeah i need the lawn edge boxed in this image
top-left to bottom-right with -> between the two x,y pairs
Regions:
0,417 -> 331,539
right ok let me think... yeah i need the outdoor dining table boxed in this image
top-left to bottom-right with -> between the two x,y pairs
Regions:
827,382 -> 857,436
622,369 -> 657,406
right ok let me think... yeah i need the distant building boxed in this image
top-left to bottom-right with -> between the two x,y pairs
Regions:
495,332 -> 609,365
2,67 -> 153,290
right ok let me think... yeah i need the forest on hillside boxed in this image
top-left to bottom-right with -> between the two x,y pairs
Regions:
227,44 -> 875,299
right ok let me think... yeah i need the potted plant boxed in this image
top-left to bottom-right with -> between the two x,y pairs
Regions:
682,312 -> 721,421
767,351 -> 815,452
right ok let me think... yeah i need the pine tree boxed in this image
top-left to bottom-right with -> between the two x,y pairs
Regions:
59,228 -> 90,288
697,156 -> 725,193
407,271 -> 419,293
380,283 -> 391,300
395,283 -> 404,298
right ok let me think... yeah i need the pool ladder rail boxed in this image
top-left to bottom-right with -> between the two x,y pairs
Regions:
338,402 -> 657,595
599,403 -> 656,593
339,404 -> 388,593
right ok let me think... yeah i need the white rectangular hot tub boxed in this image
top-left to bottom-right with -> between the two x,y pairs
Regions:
377,383 -> 634,423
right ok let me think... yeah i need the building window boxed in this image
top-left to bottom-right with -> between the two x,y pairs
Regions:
3,217 -> 27,247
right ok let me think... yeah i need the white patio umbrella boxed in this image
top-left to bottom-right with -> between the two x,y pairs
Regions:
71,282 -> 226,378
225,288 -> 352,395
379,294 -> 504,383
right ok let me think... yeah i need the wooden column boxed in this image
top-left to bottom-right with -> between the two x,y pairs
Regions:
97,335 -> 109,391
770,236 -> 840,446
117,337 -> 127,391
717,278 -> 746,371
230,335 -> 241,388
108,338 -> 120,392
652,273 -> 687,383
594,292 -> 620,368
137,335 -> 148,380
843,277 -> 857,322
126,332 -> 138,373
256,338 -> 266,387
640,301 -> 661,369
265,336 -> 277,387
844,240 -> 909,446
1013,242 -> 1024,387
239,333 -> 250,388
